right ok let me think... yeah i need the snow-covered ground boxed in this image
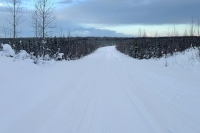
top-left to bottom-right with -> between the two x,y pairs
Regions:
0,46 -> 200,133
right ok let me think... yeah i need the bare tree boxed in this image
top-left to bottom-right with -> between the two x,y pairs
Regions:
30,9 -> 40,37
155,31 -> 158,37
33,0 -> 56,38
172,25 -> 179,36
167,27 -> 170,37
196,16 -> 200,36
138,28 -> 141,37
190,18 -> 195,36
4,0 -> 24,38
59,27 -> 65,37
0,25 -> 10,38
143,29 -> 146,37
183,28 -> 188,36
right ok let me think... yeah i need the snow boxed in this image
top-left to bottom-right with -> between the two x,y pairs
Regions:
0,44 -> 15,57
15,50 -> 30,60
34,57 -> 56,67
55,53 -> 64,60
0,46 -> 200,133
43,54 -> 51,61
159,47 -> 200,69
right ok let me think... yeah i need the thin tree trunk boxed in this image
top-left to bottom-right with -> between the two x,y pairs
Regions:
14,0 -> 16,38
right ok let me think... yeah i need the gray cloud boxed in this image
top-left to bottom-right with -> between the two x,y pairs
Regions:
59,0 -> 200,25
57,0 -> 85,4
55,20 -> 129,37
58,0 -> 73,4
0,5 -> 7,13
70,27 -> 128,37
1,0 -> 200,37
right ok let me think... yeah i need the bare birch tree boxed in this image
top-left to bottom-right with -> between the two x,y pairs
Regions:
31,9 -> 40,37
33,0 -> 56,38
190,18 -> 195,36
4,0 -> 24,38
155,31 -> 158,37
143,29 -> 146,37
196,16 -> 200,36
173,25 -> 179,36
138,28 -> 141,37
0,25 -> 10,38
167,27 -> 170,37
183,28 -> 188,36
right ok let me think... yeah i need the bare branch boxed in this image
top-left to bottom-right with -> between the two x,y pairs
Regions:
31,0 -> 57,38
4,0 -> 24,38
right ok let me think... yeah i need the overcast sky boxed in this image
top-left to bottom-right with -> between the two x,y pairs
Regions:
0,0 -> 200,37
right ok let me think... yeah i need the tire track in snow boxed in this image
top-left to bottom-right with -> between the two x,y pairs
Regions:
113,56 -> 200,133
75,63 -> 100,133
110,60 -> 162,133
108,46 -> 200,133
2,46 -> 200,133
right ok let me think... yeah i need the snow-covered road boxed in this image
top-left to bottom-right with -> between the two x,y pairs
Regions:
1,46 -> 200,133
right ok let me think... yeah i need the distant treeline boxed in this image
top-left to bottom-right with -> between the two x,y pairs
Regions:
0,37 -> 118,60
1,36 -> 200,61
116,36 -> 200,59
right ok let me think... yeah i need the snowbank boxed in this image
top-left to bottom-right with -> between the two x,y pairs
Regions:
159,47 -> 200,69
0,44 -> 56,67
15,50 -> 30,60
34,58 -> 56,66
0,44 -> 15,57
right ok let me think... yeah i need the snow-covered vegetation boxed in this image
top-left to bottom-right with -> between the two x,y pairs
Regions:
0,43 -> 56,66
160,47 -> 200,68
0,37 -> 116,64
116,36 -> 200,59
0,44 -> 15,57
0,36 -> 104,65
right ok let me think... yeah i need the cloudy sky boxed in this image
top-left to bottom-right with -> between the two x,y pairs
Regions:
0,0 -> 200,37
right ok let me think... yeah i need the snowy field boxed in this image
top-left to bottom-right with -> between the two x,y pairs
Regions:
0,46 -> 200,133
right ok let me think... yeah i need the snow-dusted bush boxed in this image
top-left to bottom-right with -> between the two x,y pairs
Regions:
30,52 -> 36,60
15,50 -> 30,60
0,44 -> 15,57
0,44 -> 2,51
54,53 -> 64,61
44,54 -> 51,61
34,57 -> 56,66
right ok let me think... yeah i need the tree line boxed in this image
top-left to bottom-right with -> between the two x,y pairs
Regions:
1,36 -> 200,62
0,37 -> 117,61
116,36 -> 200,59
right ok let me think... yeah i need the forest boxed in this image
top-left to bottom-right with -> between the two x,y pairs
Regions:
1,36 -> 200,63
116,36 -> 200,59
